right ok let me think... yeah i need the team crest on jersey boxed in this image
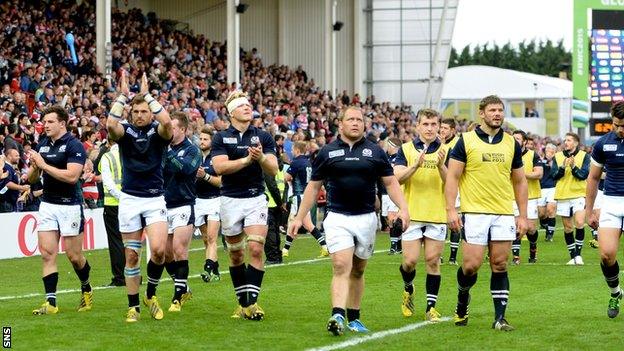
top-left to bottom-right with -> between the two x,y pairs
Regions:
177,150 -> 185,157
39,146 -> 50,153
223,137 -> 237,144
58,145 -> 66,152
250,136 -> 260,145
362,148 -> 372,157
604,144 -> 617,152
482,153 -> 505,162
328,149 -> 345,158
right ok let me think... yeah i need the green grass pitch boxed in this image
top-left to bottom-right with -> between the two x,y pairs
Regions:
0,229 -> 622,351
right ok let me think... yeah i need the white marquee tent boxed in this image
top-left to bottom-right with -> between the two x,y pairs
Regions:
440,65 -> 572,137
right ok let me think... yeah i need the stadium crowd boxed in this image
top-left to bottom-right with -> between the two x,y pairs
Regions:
0,0 -> 590,214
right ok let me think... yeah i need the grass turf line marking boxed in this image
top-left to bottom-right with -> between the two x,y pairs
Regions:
0,248 -> 388,301
305,317 -> 451,351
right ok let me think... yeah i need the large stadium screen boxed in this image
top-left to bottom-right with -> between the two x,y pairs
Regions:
590,29 -> 624,104
591,10 -> 624,113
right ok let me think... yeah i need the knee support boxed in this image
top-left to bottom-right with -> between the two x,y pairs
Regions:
227,239 -> 246,252
124,266 -> 141,278
247,235 -> 266,245
123,239 -> 142,254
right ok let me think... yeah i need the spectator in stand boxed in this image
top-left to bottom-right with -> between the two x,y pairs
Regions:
81,130 -> 97,153
81,158 -> 98,209
0,149 -> 29,212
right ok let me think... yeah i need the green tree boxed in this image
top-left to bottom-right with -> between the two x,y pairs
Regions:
450,39 -> 571,78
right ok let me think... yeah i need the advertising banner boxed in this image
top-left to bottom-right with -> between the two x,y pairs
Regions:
0,208 -> 108,260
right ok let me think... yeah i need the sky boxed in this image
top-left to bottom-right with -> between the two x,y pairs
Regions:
451,0 -> 573,50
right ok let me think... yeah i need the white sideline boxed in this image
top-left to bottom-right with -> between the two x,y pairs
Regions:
0,248 -> 386,301
305,317 -> 451,351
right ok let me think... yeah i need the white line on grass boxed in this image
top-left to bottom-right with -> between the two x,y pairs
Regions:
0,248 -> 387,301
305,317 -> 451,351
187,235 -> 315,252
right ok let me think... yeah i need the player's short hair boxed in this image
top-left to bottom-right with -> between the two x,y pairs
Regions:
565,132 -> 580,143
416,108 -> 440,123
171,111 -> 189,130
545,143 -> 557,152
293,141 -> 307,153
478,95 -> 505,111
4,148 -> 17,157
130,94 -> 148,107
441,118 -> 456,129
42,105 -> 69,125
512,130 -> 527,142
338,106 -> 363,121
200,125 -> 212,135
611,101 -> 624,119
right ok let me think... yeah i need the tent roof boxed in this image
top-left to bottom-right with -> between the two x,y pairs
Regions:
441,65 -> 572,100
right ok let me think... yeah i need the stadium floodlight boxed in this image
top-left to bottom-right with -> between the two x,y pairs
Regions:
236,3 -> 249,14
332,21 -> 343,31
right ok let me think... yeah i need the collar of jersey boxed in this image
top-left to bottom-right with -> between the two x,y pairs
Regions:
413,137 -> 441,153
43,131 -> 72,145
335,135 -> 366,149
226,124 -> 257,135
474,125 -> 504,144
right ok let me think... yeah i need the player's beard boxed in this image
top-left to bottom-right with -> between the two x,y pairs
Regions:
483,118 -> 502,130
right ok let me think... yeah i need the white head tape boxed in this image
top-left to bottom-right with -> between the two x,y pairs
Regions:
227,97 -> 251,114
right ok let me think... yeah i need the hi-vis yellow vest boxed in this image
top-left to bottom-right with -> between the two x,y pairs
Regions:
98,146 -> 122,206
459,131 -> 516,215
554,150 -> 587,200
522,150 -> 541,200
266,168 -> 285,208
401,141 -> 447,223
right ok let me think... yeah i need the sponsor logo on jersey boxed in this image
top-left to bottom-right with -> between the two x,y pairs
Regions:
328,149 -> 345,158
482,153 -> 505,162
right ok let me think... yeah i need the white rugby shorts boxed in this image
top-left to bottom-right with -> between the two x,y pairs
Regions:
402,221 -> 447,242
167,205 -> 195,234
381,194 -> 399,216
38,202 -> 83,236
513,199 -> 539,220
220,195 -> 268,236
599,195 -> 624,230
323,211 -> 377,259
463,214 -> 516,246
194,197 -> 221,226
537,187 -> 555,207
556,197 -> 585,217
118,192 -> 168,233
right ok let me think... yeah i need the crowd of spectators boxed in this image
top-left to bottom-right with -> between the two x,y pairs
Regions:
0,0 -> 585,213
